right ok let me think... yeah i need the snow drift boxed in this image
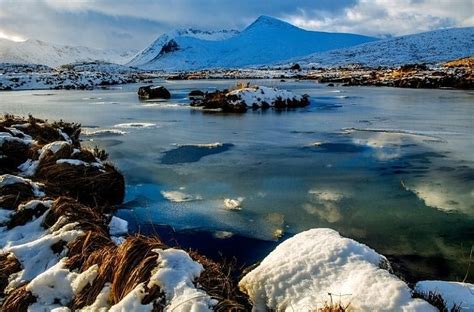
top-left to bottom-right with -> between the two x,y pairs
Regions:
239,228 -> 437,311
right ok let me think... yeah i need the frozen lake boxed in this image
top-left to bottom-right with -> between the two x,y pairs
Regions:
1,80 -> 473,282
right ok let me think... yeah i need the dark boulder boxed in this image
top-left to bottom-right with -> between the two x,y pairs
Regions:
188,90 -> 205,99
290,63 -> 301,71
138,85 -> 171,99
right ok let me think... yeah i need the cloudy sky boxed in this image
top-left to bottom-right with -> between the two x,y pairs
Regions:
0,0 -> 472,50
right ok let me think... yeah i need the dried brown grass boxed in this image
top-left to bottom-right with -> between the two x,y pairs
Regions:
0,253 -> 21,297
1,285 -> 36,312
190,252 -> 251,312
0,140 -> 32,174
6,200 -> 50,229
42,197 -> 108,230
0,183 -> 36,210
36,162 -> 125,208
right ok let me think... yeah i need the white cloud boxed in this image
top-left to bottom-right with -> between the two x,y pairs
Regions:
0,0 -> 471,48
0,29 -> 26,42
287,0 -> 474,36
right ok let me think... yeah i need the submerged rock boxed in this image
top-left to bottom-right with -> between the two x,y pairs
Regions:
138,85 -> 171,99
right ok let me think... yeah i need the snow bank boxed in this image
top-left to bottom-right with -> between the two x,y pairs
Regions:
0,174 -> 45,197
415,281 -> 474,311
0,131 -> 35,147
109,248 -> 216,312
56,159 -> 103,169
148,248 -> 216,312
239,228 -> 435,311
27,260 -> 98,311
109,283 -> 152,312
3,216 -> 84,289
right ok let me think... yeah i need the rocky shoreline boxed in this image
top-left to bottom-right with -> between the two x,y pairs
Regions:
0,62 -> 156,91
1,56 -> 472,92
1,115 -> 472,311
164,57 -> 473,90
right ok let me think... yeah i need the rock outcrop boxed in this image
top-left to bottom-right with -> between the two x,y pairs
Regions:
137,85 -> 171,99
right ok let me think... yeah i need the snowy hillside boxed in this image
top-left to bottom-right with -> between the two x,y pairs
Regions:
129,16 -> 377,71
0,38 -> 137,67
292,27 -> 474,68
127,28 -> 240,67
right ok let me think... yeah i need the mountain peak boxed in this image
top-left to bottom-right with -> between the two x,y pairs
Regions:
246,15 -> 295,30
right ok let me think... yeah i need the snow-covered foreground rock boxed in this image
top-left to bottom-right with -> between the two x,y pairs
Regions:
239,228 -> 441,311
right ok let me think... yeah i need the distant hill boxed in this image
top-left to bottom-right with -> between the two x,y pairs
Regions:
0,38 -> 137,67
290,27 -> 474,68
129,16 -> 377,71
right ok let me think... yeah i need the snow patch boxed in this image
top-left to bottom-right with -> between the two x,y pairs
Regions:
415,281 -> 474,311
113,123 -> 157,129
224,197 -> 244,210
161,190 -> 202,203
0,174 -> 45,197
109,216 -> 128,236
239,228 -> 435,311
148,248 -> 216,312
27,259 -> 98,311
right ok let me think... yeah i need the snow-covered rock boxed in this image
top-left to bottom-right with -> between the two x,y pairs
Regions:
239,228 -> 435,311
191,85 -> 309,112
129,16 -> 376,71
227,86 -> 309,108
292,27 -> 474,68
415,281 -> 474,311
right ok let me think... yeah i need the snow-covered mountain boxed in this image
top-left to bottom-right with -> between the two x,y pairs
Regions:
0,38 -> 137,67
291,27 -> 474,68
127,28 -> 240,67
128,16 -> 377,71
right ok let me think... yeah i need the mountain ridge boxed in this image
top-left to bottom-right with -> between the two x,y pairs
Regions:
0,38 -> 137,68
289,27 -> 474,68
129,15 -> 378,70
